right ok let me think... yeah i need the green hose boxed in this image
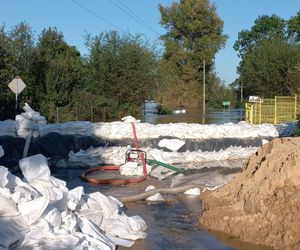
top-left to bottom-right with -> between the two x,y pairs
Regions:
146,159 -> 184,173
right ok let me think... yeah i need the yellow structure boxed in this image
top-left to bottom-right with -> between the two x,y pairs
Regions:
245,95 -> 300,124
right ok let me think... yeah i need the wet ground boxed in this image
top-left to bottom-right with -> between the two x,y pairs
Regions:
52,167 -> 273,250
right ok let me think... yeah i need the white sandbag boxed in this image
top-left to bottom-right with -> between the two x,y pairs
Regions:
28,234 -> 80,250
158,138 -> 185,151
87,192 -> 122,219
0,154 -> 147,249
105,235 -> 134,248
44,207 -> 62,228
0,194 -> 19,216
67,186 -> 84,211
119,161 -> 152,176
121,115 -> 140,123
76,216 -> 114,250
145,185 -> 164,201
0,166 -> 38,202
149,165 -> 176,180
60,211 -> 77,234
15,196 -> 49,226
126,215 -> 147,232
77,210 -> 104,228
19,154 -> 50,183
102,215 -> 147,240
15,103 -> 47,138
0,166 -> 12,188
20,219 -> 55,248
184,187 -> 201,196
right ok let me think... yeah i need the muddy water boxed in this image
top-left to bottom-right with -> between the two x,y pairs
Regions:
144,107 -> 244,124
53,167 -> 273,250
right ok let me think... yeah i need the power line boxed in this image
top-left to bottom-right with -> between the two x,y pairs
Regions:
108,0 -> 160,36
70,0 -> 125,32
115,0 -> 161,36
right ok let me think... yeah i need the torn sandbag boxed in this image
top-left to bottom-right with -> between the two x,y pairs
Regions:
0,154 -> 147,249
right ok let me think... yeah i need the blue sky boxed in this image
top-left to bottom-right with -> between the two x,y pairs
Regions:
0,0 -> 299,84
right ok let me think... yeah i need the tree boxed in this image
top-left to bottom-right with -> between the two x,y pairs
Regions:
239,38 -> 300,97
288,11 -> 300,43
234,15 -> 286,57
0,26 -> 15,119
35,27 -> 84,119
85,31 -> 158,118
207,78 -> 237,108
0,23 -> 35,118
234,13 -> 300,98
159,0 -> 227,106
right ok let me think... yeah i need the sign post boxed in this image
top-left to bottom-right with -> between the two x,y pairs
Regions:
8,76 -> 26,114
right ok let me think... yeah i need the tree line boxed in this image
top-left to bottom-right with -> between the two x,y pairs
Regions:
233,11 -> 300,98
0,0 -> 299,122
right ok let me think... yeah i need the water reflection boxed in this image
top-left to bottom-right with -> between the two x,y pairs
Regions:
144,106 -> 244,124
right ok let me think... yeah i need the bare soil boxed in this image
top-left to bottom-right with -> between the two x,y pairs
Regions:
200,137 -> 300,250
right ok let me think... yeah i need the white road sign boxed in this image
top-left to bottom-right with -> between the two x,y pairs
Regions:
8,76 -> 26,95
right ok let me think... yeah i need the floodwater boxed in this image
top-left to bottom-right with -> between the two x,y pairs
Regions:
53,107 -> 272,250
53,167 -> 273,250
144,106 -> 244,124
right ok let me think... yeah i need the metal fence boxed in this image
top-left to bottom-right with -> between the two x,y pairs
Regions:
52,105 -> 109,123
245,95 -> 300,124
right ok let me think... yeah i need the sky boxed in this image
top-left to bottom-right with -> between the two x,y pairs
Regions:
0,0 -> 299,85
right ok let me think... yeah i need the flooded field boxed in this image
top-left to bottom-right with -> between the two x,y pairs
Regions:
144,106 -> 244,124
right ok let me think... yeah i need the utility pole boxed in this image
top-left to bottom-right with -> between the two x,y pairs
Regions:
240,84 -> 244,121
202,59 -> 206,124
240,84 -> 243,103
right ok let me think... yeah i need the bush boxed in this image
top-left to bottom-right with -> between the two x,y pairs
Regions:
157,104 -> 172,115
293,113 -> 300,136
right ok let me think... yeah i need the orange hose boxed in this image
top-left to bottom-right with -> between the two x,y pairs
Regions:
80,122 -> 147,185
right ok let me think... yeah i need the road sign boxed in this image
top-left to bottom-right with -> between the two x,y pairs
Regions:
222,101 -> 231,106
249,96 -> 260,102
8,76 -> 26,95
8,76 -> 26,114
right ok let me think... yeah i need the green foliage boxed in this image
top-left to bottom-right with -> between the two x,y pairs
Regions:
207,78 -> 237,108
238,38 -> 300,98
234,13 -> 300,99
159,0 -> 227,106
84,31 -> 158,119
156,104 -> 172,115
0,23 -> 35,118
36,28 -> 84,117
234,15 -> 286,57
293,114 -> 300,136
288,11 -> 300,43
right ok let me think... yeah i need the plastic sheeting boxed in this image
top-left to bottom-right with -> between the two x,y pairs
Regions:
0,154 -> 147,249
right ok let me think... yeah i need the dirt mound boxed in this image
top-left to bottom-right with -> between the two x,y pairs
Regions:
200,137 -> 300,250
